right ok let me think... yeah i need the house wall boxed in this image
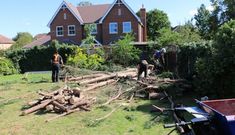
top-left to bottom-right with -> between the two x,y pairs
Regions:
102,3 -> 141,45
50,8 -> 82,44
0,44 -> 13,50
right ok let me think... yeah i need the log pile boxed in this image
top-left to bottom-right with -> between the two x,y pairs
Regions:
22,86 -> 95,119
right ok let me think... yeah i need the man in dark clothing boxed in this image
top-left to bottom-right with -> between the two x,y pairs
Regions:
137,52 -> 148,80
137,60 -> 148,80
51,50 -> 63,82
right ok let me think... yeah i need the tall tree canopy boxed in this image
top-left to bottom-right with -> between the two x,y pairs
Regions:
146,9 -> 171,41
194,4 -> 212,39
11,32 -> 33,49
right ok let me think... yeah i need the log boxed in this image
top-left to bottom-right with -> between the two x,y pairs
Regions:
69,96 -> 82,105
70,100 -> 89,110
22,99 -> 52,116
68,74 -> 103,81
27,100 -> 40,106
46,105 -> 54,112
83,79 -> 116,92
22,95 -> 64,116
79,74 -> 116,85
79,106 -> 91,111
52,101 -> 68,112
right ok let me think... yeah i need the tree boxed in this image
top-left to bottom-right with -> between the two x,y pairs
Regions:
175,23 -> 202,44
194,4 -> 212,39
111,34 -> 141,66
78,1 -> 92,6
195,20 -> 235,97
146,9 -> 171,41
157,28 -> 181,46
11,32 -> 33,49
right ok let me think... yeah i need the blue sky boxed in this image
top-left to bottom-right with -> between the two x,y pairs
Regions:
0,0 -> 211,38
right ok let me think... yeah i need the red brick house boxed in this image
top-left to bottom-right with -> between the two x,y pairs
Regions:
47,0 -> 147,45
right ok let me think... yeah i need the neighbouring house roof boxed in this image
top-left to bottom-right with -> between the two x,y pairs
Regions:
48,0 -> 142,26
77,4 -> 111,24
24,34 -> 51,49
0,34 -> 14,44
34,33 -> 48,40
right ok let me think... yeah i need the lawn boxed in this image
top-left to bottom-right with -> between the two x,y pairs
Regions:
0,73 -> 179,135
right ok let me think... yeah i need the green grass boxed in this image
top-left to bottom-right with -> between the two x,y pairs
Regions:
0,73 -> 179,135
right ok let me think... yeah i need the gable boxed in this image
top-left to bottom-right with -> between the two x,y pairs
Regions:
99,0 -> 142,24
47,1 -> 83,27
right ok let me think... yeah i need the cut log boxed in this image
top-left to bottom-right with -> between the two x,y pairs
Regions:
22,95 -> 64,116
78,74 -> 116,85
22,99 -> 52,116
27,100 -> 40,106
68,74 -> 104,81
46,105 -> 54,112
70,100 -> 88,110
52,101 -> 68,112
83,79 -> 116,92
69,96 -> 82,105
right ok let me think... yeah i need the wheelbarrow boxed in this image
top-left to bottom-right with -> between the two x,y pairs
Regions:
197,98 -> 235,135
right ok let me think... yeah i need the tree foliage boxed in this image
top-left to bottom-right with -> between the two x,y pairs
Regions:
195,20 -> 235,97
146,9 -> 171,41
194,4 -> 212,39
111,34 -> 141,66
11,32 -> 33,49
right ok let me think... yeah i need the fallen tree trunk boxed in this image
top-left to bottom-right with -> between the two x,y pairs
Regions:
22,95 -> 64,116
83,79 -> 116,92
79,74 -> 116,85
68,74 -> 104,82
52,101 -> 68,112
22,99 -> 52,116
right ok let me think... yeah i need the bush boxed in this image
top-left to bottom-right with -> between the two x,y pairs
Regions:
67,47 -> 105,70
0,57 -> 17,75
111,34 -> 141,66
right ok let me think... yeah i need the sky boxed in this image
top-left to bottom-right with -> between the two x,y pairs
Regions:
0,0 -> 211,39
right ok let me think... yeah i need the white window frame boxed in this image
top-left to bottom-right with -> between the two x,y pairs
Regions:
118,9 -> 121,16
123,22 -> 132,33
64,13 -> 67,20
56,26 -> 64,37
68,25 -> 76,36
109,22 -> 118,34
90,24 -> 98,34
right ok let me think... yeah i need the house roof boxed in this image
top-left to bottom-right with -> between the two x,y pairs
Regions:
48,0 -> 142,25
99,0 -> 142,24
24,34 -> 51,49
47,1 -> 83,27
0,34 -> 14,44
77,4 -> 111,24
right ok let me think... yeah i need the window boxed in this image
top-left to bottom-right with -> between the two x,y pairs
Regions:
109,22 -> 118,34
68,25 -> 76,36
64,13 -> 67,20
90,24 -> 97,34
56,26 -> 64,37
123,22 -> 131,33
118,9 -> 121,16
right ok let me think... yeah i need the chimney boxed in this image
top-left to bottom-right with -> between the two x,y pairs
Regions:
140,4 -> 147,42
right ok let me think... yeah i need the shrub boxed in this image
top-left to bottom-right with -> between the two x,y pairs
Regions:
0,57 -> 17,75
67,47 -> 105,70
